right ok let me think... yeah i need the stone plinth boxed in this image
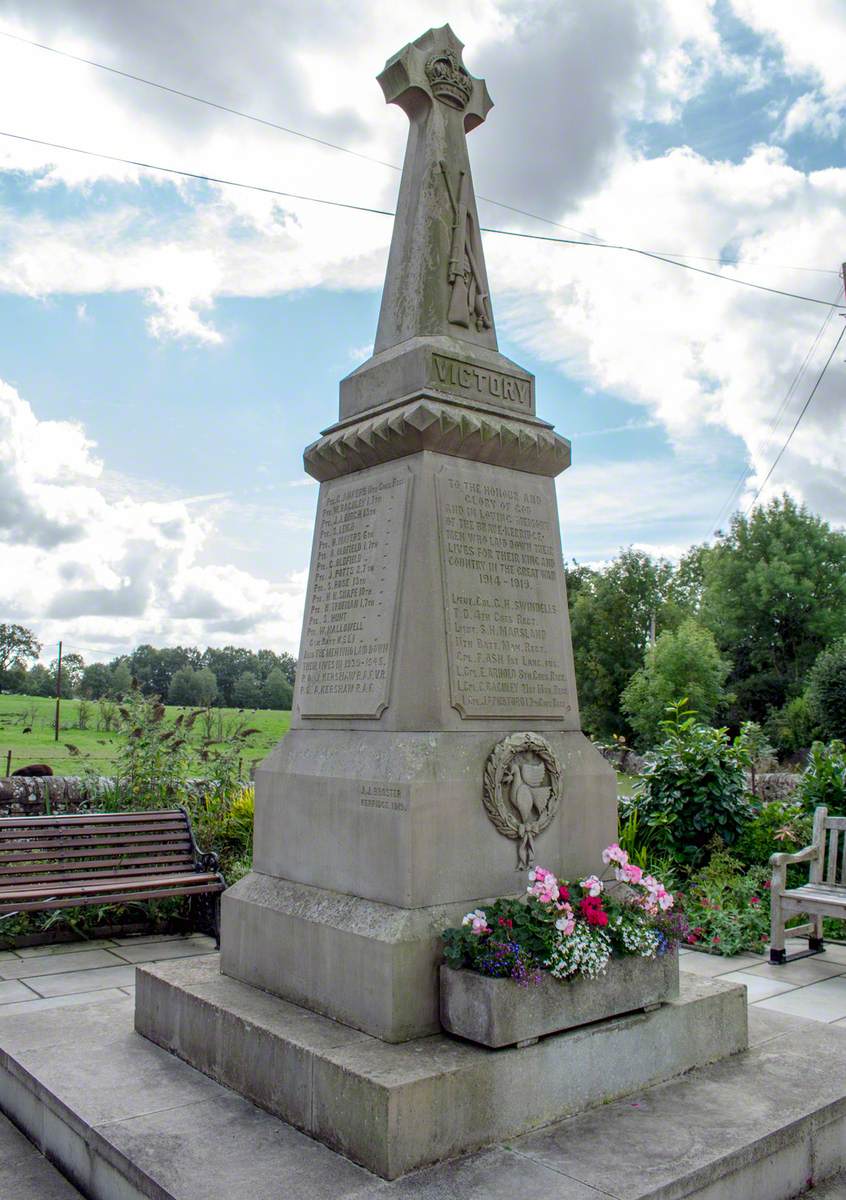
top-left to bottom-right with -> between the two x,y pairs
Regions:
135,957 -> 748,1181
440,954 -> 680,1048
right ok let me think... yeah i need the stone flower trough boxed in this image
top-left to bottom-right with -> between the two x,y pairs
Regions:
440,951 -> 680,1048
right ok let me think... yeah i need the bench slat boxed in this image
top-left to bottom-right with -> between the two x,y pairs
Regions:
828,830 -> 840,884
0,871 -> 222,901
0,810 -> 185,827
0,844 -> 194,866
0,859 -> 192,878
825,817 -> 846,832
0,835 -> 192,856
0,881 -> 223,915
2,867 -> 214,890
0,862 -> 196,886
0,820 -> 188,840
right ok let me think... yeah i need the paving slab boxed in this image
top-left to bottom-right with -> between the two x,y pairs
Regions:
0,948 -> 126,980
678,951 -> 766,977
0,987 -> 132,1017
13,939 -> 121,958
755,976 -> 846,1023
747,1006 -> 821,1047
718,970 -> 798,1003
23,963 -> 136,998
747,957 -> 846,985
110,937 -> 215,964
0,980 -> 38,1006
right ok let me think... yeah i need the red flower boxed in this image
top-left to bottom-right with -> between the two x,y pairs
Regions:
750,896 -> 760,906
558,885 -> 570,902
712,936 -> 720,944
580,896 -> 608,926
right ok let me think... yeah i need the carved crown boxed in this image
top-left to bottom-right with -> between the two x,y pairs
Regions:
425,49 -> 472,110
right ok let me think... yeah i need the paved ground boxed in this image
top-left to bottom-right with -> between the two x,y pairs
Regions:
0,932 -> 217,1014
678,939 -> 846,1024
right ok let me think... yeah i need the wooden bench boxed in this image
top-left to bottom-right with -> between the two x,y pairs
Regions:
770,805 -> 846,964
0,808 -> 225,944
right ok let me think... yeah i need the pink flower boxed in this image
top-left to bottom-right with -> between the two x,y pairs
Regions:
580,874 -> 604,897
750,896 -> 760,906
462,909 -> 490,935
602,843 -> 629,868
527,866 -> 560,904
622,863 -> 644,884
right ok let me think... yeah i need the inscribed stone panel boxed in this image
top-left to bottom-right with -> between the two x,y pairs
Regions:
298,469 -> 411,718
435,462 -> 571,719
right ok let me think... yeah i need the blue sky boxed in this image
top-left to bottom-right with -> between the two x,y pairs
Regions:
1,0 -> 845,659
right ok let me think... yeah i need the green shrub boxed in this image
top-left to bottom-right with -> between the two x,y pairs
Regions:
733,798 -> 813,871
798,740 -> 846,813
630,701 -> 753,867
765,695 -> 819,757
808,639 -> 846,740
680,848 -> 770,956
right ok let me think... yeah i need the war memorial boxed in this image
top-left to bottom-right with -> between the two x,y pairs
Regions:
3,25 -> 846,1200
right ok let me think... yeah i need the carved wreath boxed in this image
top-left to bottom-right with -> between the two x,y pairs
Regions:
483,732 -> 562,870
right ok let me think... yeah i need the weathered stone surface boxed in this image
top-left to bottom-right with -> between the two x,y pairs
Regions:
250,731 -> 615,908
440,953 -> 680,1047
338,336 -> 536,423
136,959 -> 747,1180
307,396 -> 568,481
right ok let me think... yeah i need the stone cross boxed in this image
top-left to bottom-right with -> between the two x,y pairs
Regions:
374,25 -> 497,355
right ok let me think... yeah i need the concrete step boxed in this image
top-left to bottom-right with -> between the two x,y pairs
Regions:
0,993 -> 845,1199
0,1111 -> 84,1199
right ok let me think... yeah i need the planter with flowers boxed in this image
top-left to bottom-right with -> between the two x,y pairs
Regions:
440,845 -> 684,1048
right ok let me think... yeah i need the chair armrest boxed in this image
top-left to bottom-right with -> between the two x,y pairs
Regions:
769,844 -> 819,868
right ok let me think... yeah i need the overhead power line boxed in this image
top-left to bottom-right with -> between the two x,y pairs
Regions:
743,323 -> 846,517
0,129 -> 842,310
710,287 -> 842,535
0,25 -> 838,277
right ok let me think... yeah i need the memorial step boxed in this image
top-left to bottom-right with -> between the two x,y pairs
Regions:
1,988 -> 846,1198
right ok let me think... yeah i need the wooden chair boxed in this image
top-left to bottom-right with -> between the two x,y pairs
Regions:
0,808 -> 225,944
770,806 -> 846,964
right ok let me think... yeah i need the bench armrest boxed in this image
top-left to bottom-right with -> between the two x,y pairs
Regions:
769,844 -> 819,868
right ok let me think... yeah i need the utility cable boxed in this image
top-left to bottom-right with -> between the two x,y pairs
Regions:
710,289 -> 841,534
743,323 -> 846,516
0,129 -> 841,309
0,26 -> 838,276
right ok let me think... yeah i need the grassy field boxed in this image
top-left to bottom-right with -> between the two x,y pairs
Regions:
0,693 -> 291,777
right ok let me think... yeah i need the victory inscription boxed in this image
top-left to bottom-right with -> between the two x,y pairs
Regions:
435,463 -> 571,718
298,471 -> 410,718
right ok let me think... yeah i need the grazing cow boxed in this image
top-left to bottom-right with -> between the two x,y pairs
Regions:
11,764 -> 54,777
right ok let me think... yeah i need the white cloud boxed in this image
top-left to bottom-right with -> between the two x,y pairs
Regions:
730,0 -> 846,138
0,379 -> 307,654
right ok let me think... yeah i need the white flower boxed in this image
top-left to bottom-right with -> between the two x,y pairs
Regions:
580,874 -> 604,897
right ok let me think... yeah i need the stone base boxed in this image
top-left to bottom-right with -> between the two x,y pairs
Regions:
220,873 -> 489,1041
136,955 -> 747,1180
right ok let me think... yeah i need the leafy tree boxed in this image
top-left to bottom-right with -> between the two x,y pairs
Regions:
807,637 -> 846,741
127,644 -> 201,698
80,662 -> 113,699
168,667 -> 219,707
765,694 -> 820,757
261,667 -> 293,710
700,496 -> 846,721
202,647 -> 255,706
233,670 -> 261,708
49,652 -> 84,698
797,740 -> 846,814
109,661 -> 133,698
621,619 -> 730,748
568,549 -> 683,740
0,623 -> 41,688
24,663 -> 52,697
